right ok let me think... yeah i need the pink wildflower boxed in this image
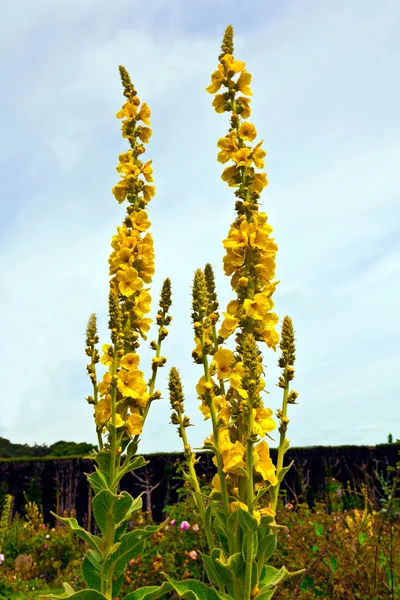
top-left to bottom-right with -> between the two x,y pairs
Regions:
180,521 -> 190,530
189,550 -> 198,560
192,524 -> 200,532
170,519 -> 176,526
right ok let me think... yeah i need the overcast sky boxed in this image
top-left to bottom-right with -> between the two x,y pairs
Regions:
1,0 -> 399,453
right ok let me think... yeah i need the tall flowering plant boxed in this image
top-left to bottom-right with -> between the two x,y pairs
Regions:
40,25 -> 303,600
152,26 -> 303,600
40,68 -> 172,600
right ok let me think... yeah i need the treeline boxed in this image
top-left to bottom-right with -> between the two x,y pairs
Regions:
0,437 -> 96,459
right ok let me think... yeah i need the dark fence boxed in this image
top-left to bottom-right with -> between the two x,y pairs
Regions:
0,444 -> 398,525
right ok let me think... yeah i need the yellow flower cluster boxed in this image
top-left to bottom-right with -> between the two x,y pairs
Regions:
187,27 -> 280,518
87,68 -> 172,445
206,34 -> 279,353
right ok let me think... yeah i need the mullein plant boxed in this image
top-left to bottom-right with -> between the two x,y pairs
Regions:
40,25 -> 302,600
140,26 -> 304,600
40,69 -> 172,600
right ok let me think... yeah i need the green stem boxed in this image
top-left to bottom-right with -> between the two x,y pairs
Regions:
272,364 -> 289,514
179,419 -> 214,553
244,408 -> 255,600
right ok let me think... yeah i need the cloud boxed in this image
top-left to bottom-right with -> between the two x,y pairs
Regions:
0,0 -> 399,452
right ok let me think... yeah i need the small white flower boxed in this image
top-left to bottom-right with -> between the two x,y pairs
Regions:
45,534 -> 50,539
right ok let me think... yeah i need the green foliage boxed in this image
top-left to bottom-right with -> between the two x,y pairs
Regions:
0,437 -> 96,459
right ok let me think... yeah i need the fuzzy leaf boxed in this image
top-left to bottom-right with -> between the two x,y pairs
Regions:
201,552 -> 225,590
39,589 -> 107,600
124,585 -> 172,600
237,507 -> 258,534
259,565 -> 304,589
87,469 -> 109,495
160,575 -> 223,600
82,549 -> 102,591
92,489 -> 135,534
257,533 -> 277,564
50,514 -> 101,551
277,461 -> 293,485
104,524 -> 162,578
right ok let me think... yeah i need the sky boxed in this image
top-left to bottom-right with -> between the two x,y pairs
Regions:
0,0 -> 399,453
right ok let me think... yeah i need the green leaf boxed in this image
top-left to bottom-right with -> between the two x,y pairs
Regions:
314,524 -> 324,537
329,556 -> 338,573
359,532 -> 367,545
104,524 -> 162,578
259,565 -> 304,589
114,454 -> 148,486
277,461 -> 293,484
124,585 -> 172,600
201,552 -> 226,590
237,507 -> 258,534
87,469 -> 109,494
95,450 -> 112,473
92,489 -> 135,534
161,574 -> 223,600
254,589 -> 276,600
82,549 -> 102,591
257,533 -> 277,564
39,590 -> 107,600
50,514 -> 101,551
214,521 -> 230,556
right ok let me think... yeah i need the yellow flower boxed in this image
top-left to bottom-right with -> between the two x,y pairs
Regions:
138,103 -> 151,125
221,165 -> 239,186
223,248 -> 245,275
141,160 -> 154,182
220,54 -> 246,73
126,413 -> 144,436
211,473 -> 221,495
98,371 -> 112,396
218,313 -> 240,339
253,406 -> 276,437
112,179 -> 129,203
255,260 -> 275,284
249,172 -> 268,193
238,122 -> 257,141
135,316 -> 152,337
259,505 -> 276,518
135,289 -> 152,317
129,210 -> 151,232
116,101 -> 137,119
233,147 -> 252,167
120,353 -> 140,370
100,344 -> 114,366
229,362 -> 248,399
230,501 -> 248,513
213,348 -> 235,379
110,247 -> 133,272
243,292 -> 273,320
252,140 -> 266,168
117,368 -> 147,399
143,184 -> 156,203
206,64 -> 225,94
237,96 -> 251,118
212,94 -> 227,113
217,130 -> 239,164
260,327 -> 279,351
253,441 -> 278,485
116,161 -> 140,178
116,267 -> 143,297
219,429 -> 246,474
137,126 -> 152,143
236,70 -> 252,96
114,414 -> 125,428
94,397 -> 112,427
